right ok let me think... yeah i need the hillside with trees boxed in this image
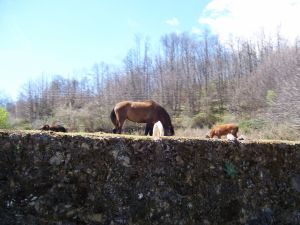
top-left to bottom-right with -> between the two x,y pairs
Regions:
2,31 -> 300,140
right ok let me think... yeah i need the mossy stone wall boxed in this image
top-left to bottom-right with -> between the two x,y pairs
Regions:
0,130 -> 300,225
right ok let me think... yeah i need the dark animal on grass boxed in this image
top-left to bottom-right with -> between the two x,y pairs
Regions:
205,123 -> 238,139
41,124 -> 67,132
110,100 -> 175,136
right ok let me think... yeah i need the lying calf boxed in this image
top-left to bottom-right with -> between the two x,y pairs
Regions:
41,124 -> 67,132
206,123 -> 238,139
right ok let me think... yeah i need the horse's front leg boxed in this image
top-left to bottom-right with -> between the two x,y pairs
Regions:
145,123 -> 154,136
144,124 -> 149,135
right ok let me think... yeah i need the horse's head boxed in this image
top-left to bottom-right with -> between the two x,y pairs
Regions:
157,106 -> 175,136
164,124 -> 175,136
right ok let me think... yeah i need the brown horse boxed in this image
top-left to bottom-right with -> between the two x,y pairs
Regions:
110,100 -> 175,136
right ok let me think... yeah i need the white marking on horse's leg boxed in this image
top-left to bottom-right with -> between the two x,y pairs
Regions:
153,121 -> 164,137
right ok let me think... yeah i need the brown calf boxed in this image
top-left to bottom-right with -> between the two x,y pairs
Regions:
206,124 -> 238,139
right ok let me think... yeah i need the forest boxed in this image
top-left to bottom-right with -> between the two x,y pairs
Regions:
1,31 -> 299,140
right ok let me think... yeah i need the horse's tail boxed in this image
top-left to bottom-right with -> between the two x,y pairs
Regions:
110,108 -> 117,126
110,108 -> 118,133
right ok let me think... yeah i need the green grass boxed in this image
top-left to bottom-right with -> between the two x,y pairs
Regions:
239,119 -> 266,134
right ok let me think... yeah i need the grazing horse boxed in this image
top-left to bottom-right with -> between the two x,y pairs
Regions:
41,124 -> 67,132
110,100 -> 175,136
206,123 -> 238,139
153,121 -> 164,137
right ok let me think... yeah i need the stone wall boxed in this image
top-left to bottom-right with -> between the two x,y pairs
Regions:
0,130 -> 299,225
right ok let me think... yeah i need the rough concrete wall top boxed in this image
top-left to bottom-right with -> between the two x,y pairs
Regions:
0,130 -> 300,225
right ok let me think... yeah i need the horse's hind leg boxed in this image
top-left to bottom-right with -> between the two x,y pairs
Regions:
112,122 -> 120,134
115,114 -> 126,134
115,121 -> 123,134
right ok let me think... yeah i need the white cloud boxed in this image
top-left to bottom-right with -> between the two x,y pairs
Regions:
199,0 -> 300,42
191,27 -> 203,35
165,17 -> 179,26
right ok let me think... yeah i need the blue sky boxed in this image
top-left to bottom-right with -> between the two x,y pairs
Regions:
1,0 -> 299,100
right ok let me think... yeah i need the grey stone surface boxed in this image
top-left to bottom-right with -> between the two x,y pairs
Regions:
0,130 -> 299,224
